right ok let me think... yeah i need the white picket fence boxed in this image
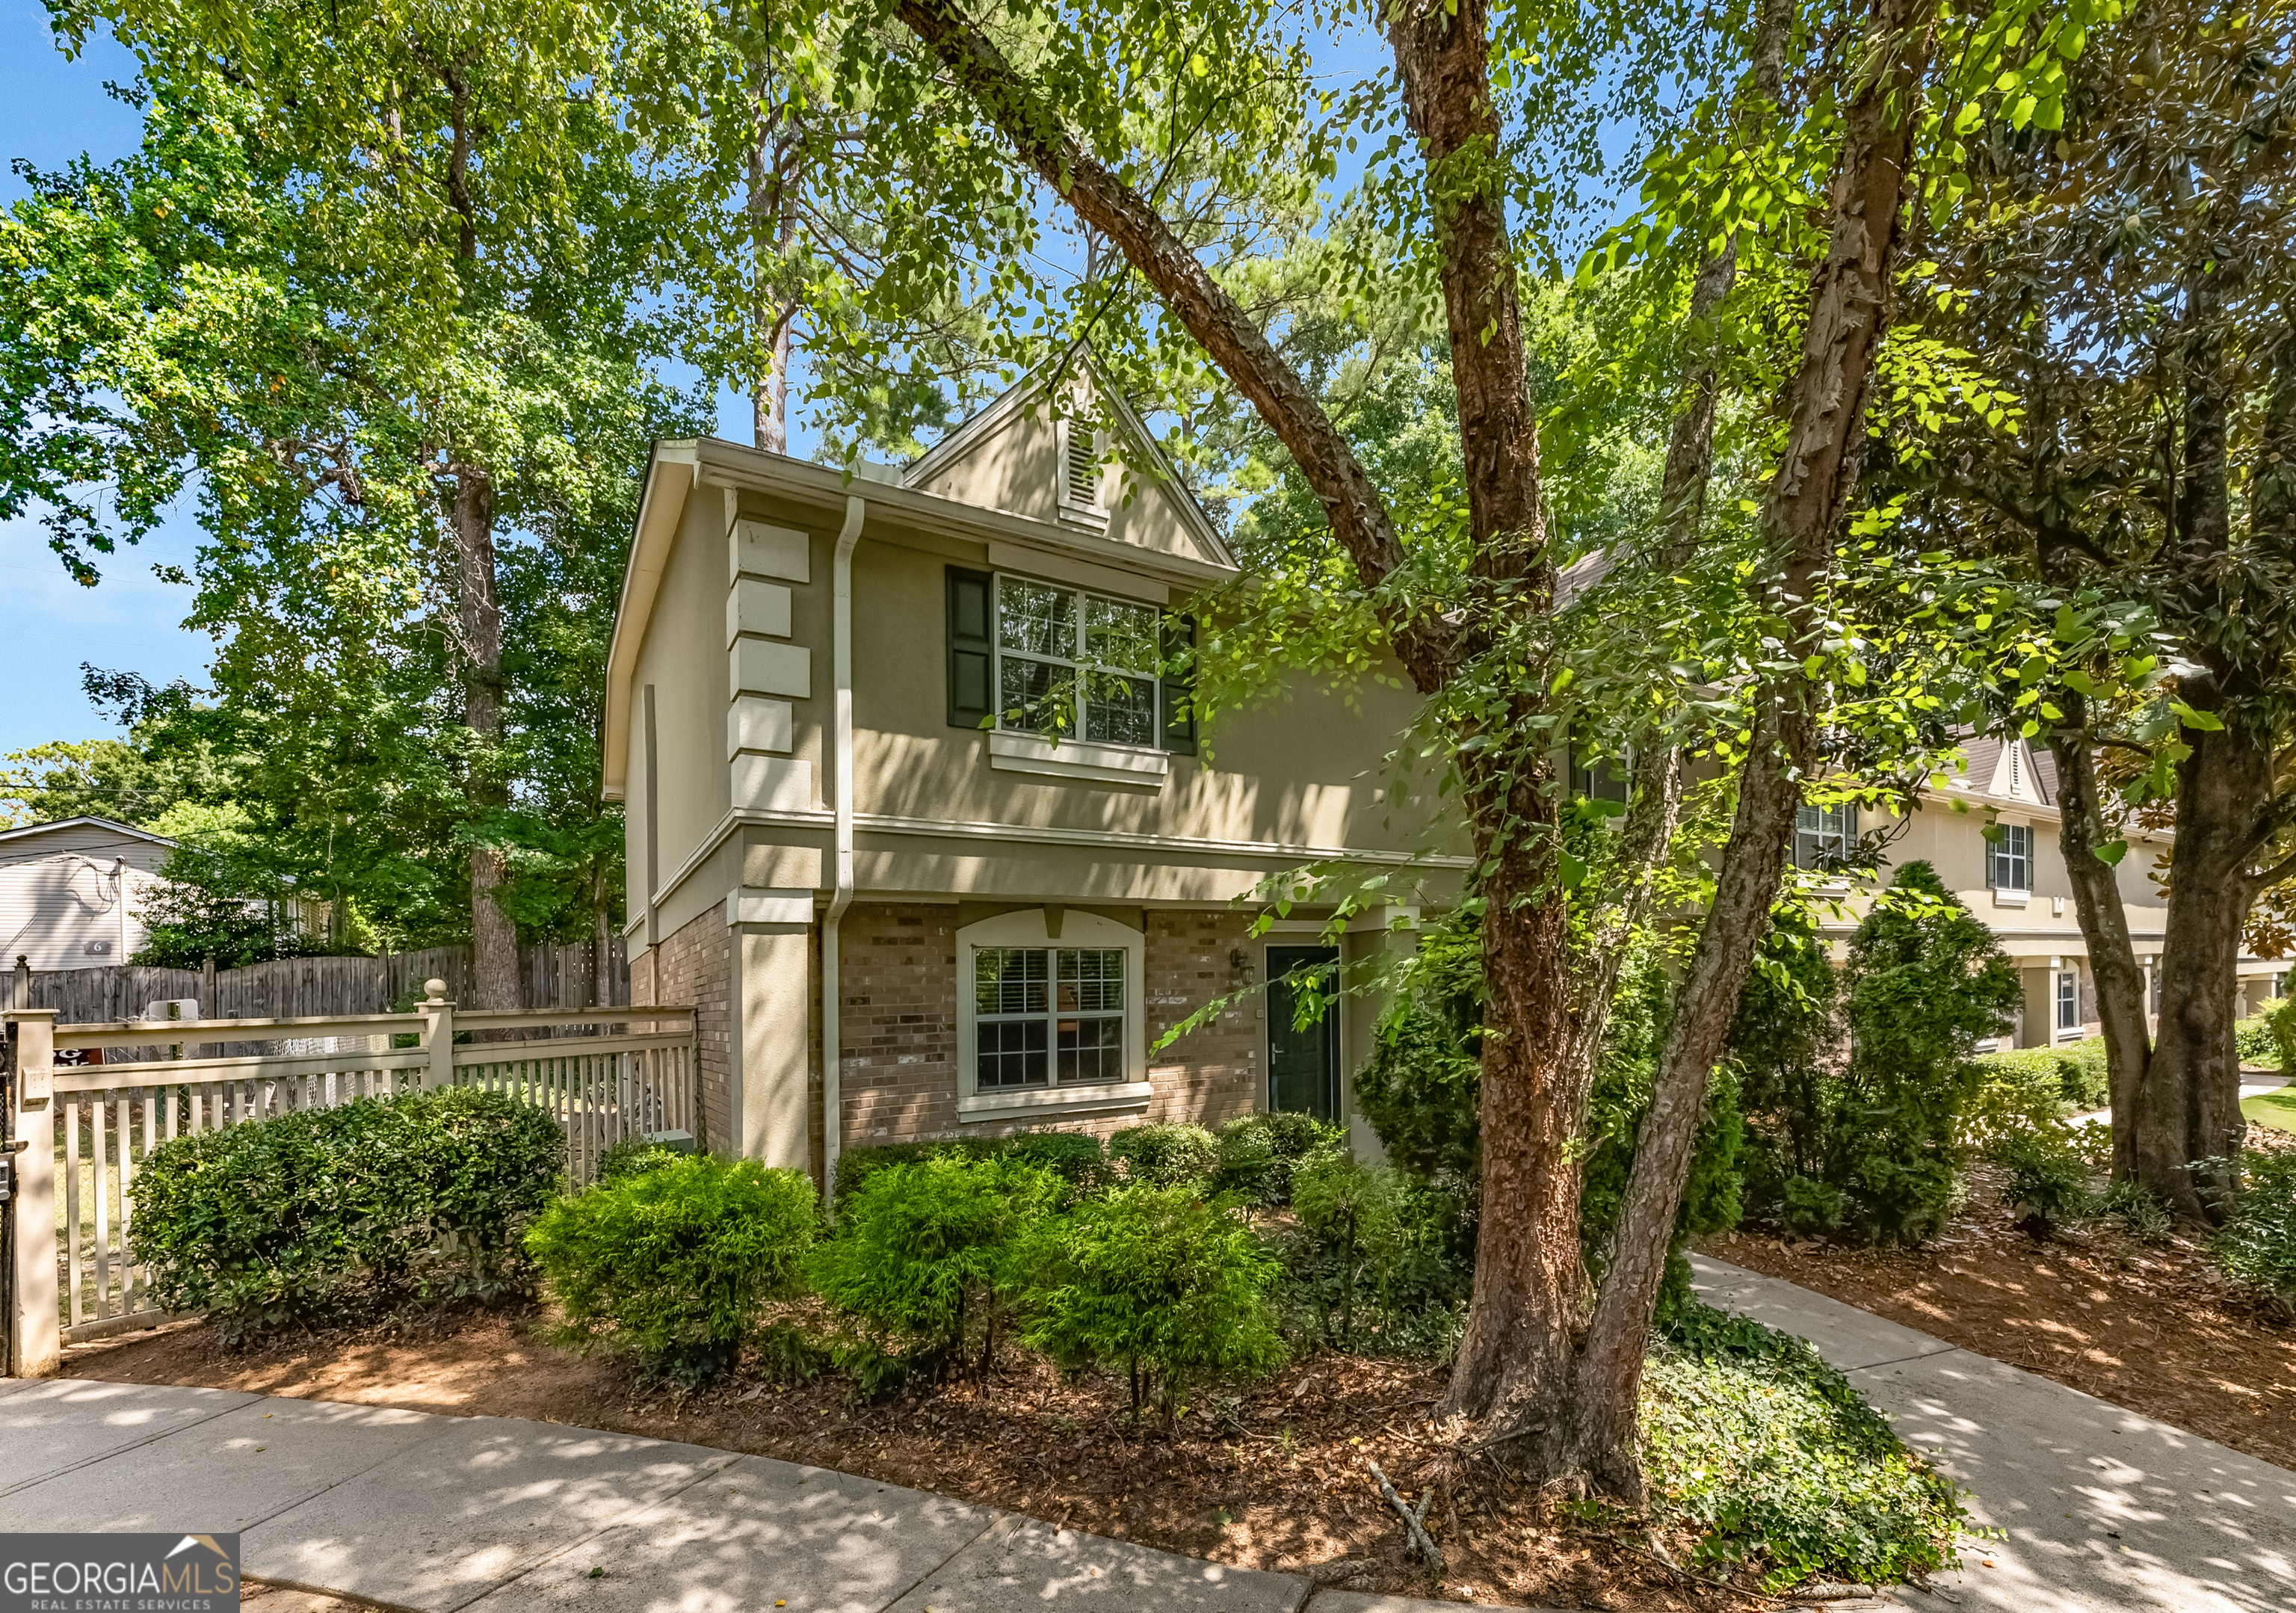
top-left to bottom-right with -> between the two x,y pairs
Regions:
5,984 -> 697,1361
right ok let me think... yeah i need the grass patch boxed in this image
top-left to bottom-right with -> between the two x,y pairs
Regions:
1645,1303 -> 1969,1592
2242,1085 -> 2296,1135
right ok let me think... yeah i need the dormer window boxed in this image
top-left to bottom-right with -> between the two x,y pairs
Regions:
1060,419 -> 1102,513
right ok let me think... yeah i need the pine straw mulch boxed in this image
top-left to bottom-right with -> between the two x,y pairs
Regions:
1694,1127 -> 2296,1474
64,1308 -> 1794,1613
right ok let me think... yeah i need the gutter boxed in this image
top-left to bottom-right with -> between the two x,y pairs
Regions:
821,493 -> 865,1205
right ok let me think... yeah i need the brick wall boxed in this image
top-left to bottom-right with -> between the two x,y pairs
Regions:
833,904 -> 1263,1150
651,907 -> 733,1151
839,903 -> 959,1147
1144,909 -> 1264,1128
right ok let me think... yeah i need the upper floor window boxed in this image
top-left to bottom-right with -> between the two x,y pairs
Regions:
1794,803 -> 1857,871
945,566 -> 1195,754
1987,822 -> 2033,892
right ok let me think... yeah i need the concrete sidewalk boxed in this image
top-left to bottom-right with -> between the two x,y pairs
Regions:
9,1259 -> 2295,1613
1693,1254 -> 2296,1613
0,1377 -> 1425,1613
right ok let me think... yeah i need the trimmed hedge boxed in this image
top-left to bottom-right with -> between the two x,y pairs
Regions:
1107,1120 -> 1220,1189
526,1155 -> 817,1385
129,1087 -> 565,1343
833,1130 -> 1111,1206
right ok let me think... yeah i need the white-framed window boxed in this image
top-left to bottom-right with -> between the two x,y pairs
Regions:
2056,967 -> 2081,1031
1794,803 -> 1857,870
1988,821 -> 2034,892
995,575 -> 1163,747
955,908 -> 1150,1120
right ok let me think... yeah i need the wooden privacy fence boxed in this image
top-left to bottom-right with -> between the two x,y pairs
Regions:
2,984 -> 696,1368
0,938 -> 632,1024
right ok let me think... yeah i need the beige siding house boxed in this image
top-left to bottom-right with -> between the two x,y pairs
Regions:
604,367 -> 1456,1179
1806,736 -> 2283,1048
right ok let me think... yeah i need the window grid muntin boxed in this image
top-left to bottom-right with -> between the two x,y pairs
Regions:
972,945 -> 1127,1092
1990,823 -> 2033,892
1794,804 -> 1856,871
2056,969 -> 2079,1031
993,575 -> 1163,747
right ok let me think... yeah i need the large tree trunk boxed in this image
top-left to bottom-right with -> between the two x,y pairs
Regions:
452,464 -> 520,1013
2047,703 -> 2152,1178
749,72 -> 796,454
2133,706 -> 2264,1217
1566,0 -> 1938,1501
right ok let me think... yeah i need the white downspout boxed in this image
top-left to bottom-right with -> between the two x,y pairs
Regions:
821,493 -> 865,1204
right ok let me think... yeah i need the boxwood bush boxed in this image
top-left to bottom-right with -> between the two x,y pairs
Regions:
1106,1120 -> 1220,1190
525,1155 -> 817,1386
1212,1111 -> 1344,1205
833,1131 -> 1110,1206
129,1087 -> 565,1343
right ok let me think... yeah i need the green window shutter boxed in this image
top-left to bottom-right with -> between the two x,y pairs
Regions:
1160,613 -> 1197,755
947,567 -> 993,730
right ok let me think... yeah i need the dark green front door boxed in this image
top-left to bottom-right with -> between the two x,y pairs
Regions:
1267,946 -> 1340,1121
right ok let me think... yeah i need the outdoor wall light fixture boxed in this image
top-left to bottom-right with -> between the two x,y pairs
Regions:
1227,947 -> 1256,985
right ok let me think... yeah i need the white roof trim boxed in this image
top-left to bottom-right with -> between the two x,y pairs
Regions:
0,816 -> 176,848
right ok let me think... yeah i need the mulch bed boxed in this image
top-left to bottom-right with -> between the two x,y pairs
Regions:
1695,1132 -> 2296,1473
67,1316 -> 1742,1612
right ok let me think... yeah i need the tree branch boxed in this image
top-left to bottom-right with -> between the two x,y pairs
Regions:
892,0 -> 1454,693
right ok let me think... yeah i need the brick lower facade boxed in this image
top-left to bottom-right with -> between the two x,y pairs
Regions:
649,907 -> 734,1151
833,902 -> 1266,1150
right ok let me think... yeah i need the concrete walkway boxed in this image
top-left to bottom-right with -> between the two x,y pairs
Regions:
8,1262 -> 2295,1613
0,1376 -> 1457,1613
1693,1255 -> 2296,1613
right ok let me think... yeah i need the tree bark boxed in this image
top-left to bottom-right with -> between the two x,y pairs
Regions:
1567,0 -> 1937,1501
2047,701 -> 2151,1179
452,463 -> 520,1012
2133,704 -> 2264,1217
750,70 -> 797,454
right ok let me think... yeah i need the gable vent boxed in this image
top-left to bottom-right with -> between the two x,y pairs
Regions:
1063,423 -> 1098,507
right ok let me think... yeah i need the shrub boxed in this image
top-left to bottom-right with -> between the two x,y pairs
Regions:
1287,1150 -> 1407,1346
596,1135 -> 682,1185
1647,1304 -> 1968,1591
1776,1174 -> 1848,1238
2273,998 -> 2296,1073
809,1153 -> 1060,1384
1021,1182 -> 1285,1420
833,1138 -> 997,1204
131,1088 -> 564,1343
2237,1012 -> 2286,1070
1966,1049 -> 2076,1140
1107,1120 -> 1220,1189
1355,910 -> 1482,1180
1000,1130 -> 1114,1197
1213,1111 -> 1344,1205
525,1156 -> 817,1387
1738,866 -> 2017,1246
1988,1125 -> 2091,1239
2215,1150 -> 2296,1310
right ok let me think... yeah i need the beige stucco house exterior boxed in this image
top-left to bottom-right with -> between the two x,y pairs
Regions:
1803,735 -> 2285,1049
604,366 -> 1455,1180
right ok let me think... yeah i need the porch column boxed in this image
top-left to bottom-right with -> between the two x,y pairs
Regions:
1340,905 -> 1419,1162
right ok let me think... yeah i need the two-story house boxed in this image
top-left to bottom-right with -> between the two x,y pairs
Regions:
605,365 -> 1459,1180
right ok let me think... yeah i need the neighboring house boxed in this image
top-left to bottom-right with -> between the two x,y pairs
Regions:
0,817 -> 174,971
1800,735 -> 2283,1047
605,360 -> 1457,1176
